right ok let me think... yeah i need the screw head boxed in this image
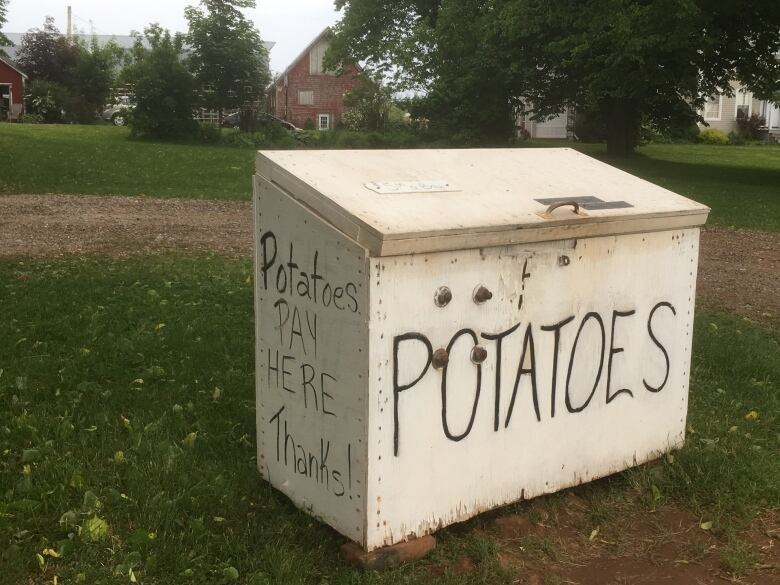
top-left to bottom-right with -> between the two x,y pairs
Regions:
434,286 -> 452,307
471,346 -> 488,364
432,348 -> 449,369
473,285 -> 493,304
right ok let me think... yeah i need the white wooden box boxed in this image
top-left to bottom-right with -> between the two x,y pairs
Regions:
253,148 -> 709,552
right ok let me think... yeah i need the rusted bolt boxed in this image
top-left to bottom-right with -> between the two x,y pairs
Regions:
434,286 -> 452,307
432,348 -> 449,369
473,285 -> 493,304
558,255 -> 570,267
471,346 -> 488,364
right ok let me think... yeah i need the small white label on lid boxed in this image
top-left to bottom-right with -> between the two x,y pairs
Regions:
364,181 -> 459,194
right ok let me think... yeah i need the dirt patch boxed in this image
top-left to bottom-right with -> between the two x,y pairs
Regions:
425,498 -> 779,585
0,194 -> 253,258
698,228 -> 780,324
1,194 -> 778,324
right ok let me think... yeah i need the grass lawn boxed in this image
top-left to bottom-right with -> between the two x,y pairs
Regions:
0,124 -> 253,200
1,124 -> 779,231
1,256 -> 777,584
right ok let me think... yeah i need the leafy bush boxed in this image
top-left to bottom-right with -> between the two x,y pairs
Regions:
303,129 -> 425,149
302,118 -> 315,131
26,79 -> 68,123
17,113 -> 44,124
699,127 -> 728,145
214,126 -> 304,149
727,131 -> 745,145
197,123 -> 222,144
735,114 -> 766,140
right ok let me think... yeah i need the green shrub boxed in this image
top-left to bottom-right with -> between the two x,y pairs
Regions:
197,123 -> 222,144
735,113 -> 766,140
302,118 -> 315,130
699,127 -> 728,145
17,113 -> 44,124
26,79 -> 69,123
727,131 -> 745,145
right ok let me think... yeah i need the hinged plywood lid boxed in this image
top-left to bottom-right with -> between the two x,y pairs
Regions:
256,148 -> 709,256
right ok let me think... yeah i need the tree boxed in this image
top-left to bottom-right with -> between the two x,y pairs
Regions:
330,0 -> 780,154
121,25 -> 198,139
184,0 -> 270,120
16,17 -> 121,122
499,0 -> 780,155
16,17 -> 80,85
343,72 -> 395,131
0,0 -> 11,57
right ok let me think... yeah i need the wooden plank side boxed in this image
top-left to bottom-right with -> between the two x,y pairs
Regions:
376,211 -> 710,256
365,229 -> 700,550
254,176 -> 370,545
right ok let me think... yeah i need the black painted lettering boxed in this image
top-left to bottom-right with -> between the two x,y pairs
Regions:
306,311 -> 317,357
286,243 -> 298,297
321,373 -> 337,417
482,322 -> 522,431
269,405 -> 285,462
332,286 -> 345,310
345,282 -> 359,313
297,273 -> 311,299
281,355 -> 295,393
311,251 -> 323,304
289,305 -> 306,354
259,232 -> 277,290
301,363 -> 317,408
275,265 -> 287,294
323,282 -> 333,307
565,312 -> 605,413
643,302 -> 676,393
606,309 -> 636,404
441,329 -> 482,441
267,348 -> 280,389
274,299 -> 289,346
393,333 -> 433,456
541,316 -> 575,418
505,324 -> 540,427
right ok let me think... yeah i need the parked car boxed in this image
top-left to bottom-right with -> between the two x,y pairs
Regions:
101,96 -> 135,126
221,111 -> 299,131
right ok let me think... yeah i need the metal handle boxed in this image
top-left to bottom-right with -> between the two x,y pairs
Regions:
546,201 -> 580,215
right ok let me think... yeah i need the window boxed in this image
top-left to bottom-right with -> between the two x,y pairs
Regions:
309,39 -> 334,75
298,90 -> 313,106
310,42 -> 325,74
735,89 -> 752,119
318,113 -> 331,131
703,96 -> 722,121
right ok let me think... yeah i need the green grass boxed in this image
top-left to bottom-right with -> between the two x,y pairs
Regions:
1,124 -> 779,230
1,256 -> 777,584
0,124 -> 254,200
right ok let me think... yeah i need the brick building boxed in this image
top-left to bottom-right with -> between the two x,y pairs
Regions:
0,57 -> 26,121
273,28 -> 360,130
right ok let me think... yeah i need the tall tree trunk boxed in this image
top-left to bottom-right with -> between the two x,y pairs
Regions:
600,98 -> 639,156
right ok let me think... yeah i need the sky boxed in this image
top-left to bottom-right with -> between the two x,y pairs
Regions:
3,0 -> 343,74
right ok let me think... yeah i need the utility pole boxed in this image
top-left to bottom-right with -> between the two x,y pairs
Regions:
67,6 -> 72,38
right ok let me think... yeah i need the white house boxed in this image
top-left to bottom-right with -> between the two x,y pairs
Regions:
700,79 -> 780,142
516,105 -> 573,139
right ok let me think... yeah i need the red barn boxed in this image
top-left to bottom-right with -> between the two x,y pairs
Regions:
0,57 -> 26,121
273,28 -> 360,130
